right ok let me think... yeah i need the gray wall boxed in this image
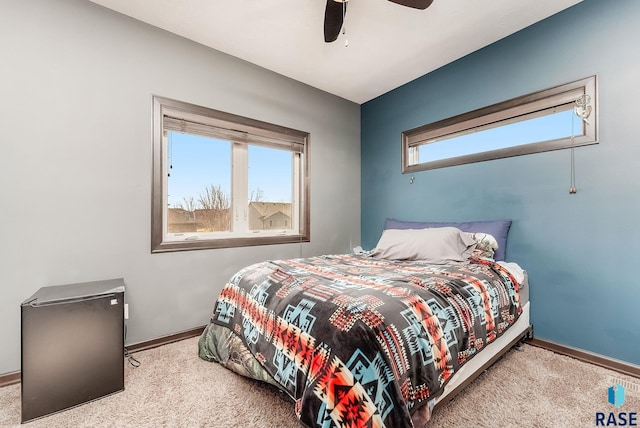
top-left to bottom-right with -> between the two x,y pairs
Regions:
0,0 -> 360,375
361,0 -> 640,364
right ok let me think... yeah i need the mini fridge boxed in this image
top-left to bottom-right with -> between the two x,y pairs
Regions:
21,278 -> 125,423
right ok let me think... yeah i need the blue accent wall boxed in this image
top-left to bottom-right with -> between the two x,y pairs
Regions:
361,0 -> 640,365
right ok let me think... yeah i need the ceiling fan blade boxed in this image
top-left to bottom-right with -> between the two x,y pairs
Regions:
324,0 -> 346,43
387,0 -> 433,10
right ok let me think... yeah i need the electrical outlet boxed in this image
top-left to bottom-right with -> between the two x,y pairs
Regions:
124,303 -> 129,320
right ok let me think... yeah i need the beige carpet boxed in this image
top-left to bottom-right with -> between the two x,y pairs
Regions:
0,338 -> 638,427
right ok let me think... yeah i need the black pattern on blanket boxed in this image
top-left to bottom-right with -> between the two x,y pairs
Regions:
202,254 -> 522,427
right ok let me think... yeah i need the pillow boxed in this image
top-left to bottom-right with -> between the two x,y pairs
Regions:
384,219 -> 512,261
465,232 -> 498,259
371,227 -> 477,263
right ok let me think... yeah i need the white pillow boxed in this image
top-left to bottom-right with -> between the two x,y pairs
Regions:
465,232 -> 499,259
371,227 -> 477,263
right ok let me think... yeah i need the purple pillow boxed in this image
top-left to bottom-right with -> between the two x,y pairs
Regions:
384,218 -> 512,261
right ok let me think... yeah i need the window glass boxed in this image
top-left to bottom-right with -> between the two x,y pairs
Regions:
402,76 -> 597,172
416,108 -> 584,163
248,145 -> 294,232
167,132 -> 231,234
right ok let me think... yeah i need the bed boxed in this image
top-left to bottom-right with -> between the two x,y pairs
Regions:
198,220 -> 532,427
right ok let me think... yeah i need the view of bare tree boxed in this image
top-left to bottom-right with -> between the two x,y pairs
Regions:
198,184 -> 231,210
195,185 -> 230,232
167,185 -> 230,233
175,196 -> 197,211
169,185 -> 283,233
250,187 -> 264,202
174,196 -> 197,221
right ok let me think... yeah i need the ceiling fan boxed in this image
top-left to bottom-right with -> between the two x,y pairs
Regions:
324,0 -> 434,43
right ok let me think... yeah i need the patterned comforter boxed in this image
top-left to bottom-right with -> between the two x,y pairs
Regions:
198,254 -> 522,427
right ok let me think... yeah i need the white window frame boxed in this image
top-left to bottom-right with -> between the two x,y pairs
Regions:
152,96 -> 310,253
402,76 -> 598,172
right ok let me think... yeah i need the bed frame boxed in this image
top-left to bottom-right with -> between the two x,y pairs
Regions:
432,303 -> 533,414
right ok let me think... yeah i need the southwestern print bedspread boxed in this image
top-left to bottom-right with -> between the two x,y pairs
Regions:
204,254 -> 522,427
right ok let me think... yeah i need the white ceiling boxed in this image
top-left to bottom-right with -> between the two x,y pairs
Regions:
89,0 -> 582,104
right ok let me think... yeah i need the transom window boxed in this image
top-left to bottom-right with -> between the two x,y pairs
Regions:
152,96 -> 310,253
402,76 -> 598,172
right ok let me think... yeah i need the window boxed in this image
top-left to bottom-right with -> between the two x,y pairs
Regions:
402,76 -> 597,172
152,96 -> 310,252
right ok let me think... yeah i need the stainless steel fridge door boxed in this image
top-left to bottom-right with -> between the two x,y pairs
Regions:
21,282 -> 124,423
